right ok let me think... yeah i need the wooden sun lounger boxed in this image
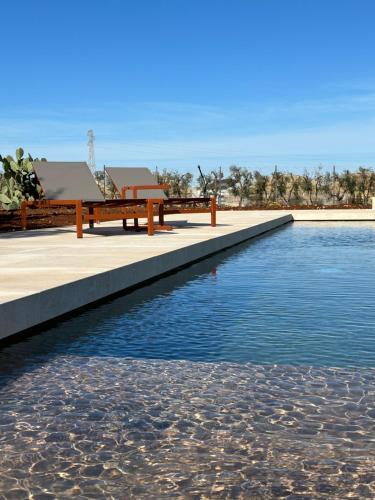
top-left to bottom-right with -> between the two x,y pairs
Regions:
21,162 -> 164,238
105,167 -> 217,228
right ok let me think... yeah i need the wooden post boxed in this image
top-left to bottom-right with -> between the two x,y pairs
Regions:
94,207 -> 100,223
21,200 -> 27,230
210,196 -> 217,227
147,199 -> 154,236
133,188 -> 139,232
75,201 -> 83,238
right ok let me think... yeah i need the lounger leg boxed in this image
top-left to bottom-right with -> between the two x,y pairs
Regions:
210,196 -> 217,227
76,201 -> 83,238
123,218 -> 127,230
153,201 -> 173,231
147,200 -> 154,236
89,207 -> 94,228
158,203 -> 164,226
134,218 -> 139,231
21,200 -> 27,230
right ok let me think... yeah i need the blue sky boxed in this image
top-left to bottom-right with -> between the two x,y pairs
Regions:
1,0 -> 375,174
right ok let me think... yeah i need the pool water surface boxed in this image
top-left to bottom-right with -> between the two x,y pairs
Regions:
0,222 -> 374,498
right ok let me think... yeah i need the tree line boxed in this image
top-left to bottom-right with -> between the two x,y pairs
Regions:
156,165 -> 375,207
1,148 -> 375,210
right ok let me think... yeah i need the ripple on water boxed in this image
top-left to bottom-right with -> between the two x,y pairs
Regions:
0,358 -> 374,498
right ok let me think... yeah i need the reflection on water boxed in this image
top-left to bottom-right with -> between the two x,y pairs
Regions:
1,222 -> 375,497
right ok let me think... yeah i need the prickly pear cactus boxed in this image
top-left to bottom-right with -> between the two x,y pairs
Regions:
0,148 -> 46,210
0,177 -> 23,210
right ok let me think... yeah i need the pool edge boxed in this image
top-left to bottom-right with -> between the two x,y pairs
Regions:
0,215 -> 292,341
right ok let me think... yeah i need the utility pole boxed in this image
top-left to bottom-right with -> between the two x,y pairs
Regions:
103,164 -> 106,199
218,166 -> 222,207
87,130 -> 96,174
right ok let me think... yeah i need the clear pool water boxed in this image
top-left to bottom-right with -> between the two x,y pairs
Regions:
0,222 -> 374,498
3,221 -> 375,367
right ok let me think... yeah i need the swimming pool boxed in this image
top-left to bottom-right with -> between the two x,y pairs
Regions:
0,222 -> 374,497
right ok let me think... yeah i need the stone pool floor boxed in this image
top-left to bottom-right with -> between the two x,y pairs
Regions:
0,358 -> 374,498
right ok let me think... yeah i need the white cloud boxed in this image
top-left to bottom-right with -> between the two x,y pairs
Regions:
1,119 -> 373,173
1,91 -> 375,173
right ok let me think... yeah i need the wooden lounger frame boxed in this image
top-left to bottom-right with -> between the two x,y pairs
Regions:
20,198 -> 164,238
119,185 -> 217,227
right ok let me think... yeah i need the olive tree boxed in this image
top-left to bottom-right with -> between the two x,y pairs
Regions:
227,165 -> 253,207
197,168 -> 224,197
155,169 -> 193,197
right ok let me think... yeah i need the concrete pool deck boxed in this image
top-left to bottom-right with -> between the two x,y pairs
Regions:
1,209 -> 375,340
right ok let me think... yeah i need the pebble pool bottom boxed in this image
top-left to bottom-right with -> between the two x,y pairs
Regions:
0,222 -> 374,498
